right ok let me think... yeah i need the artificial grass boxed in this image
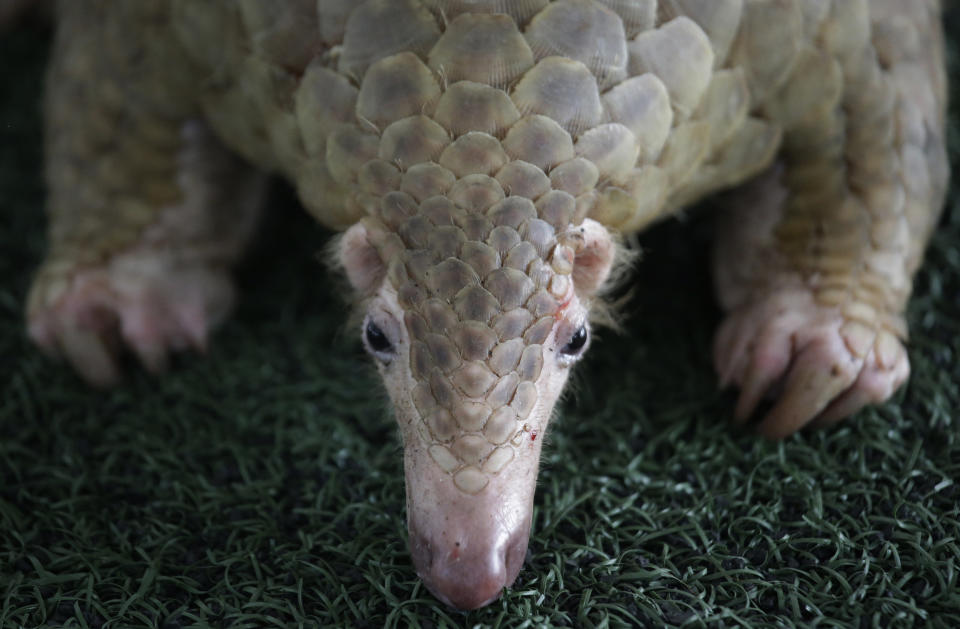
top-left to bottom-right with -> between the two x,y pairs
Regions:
1,14 -> 959,629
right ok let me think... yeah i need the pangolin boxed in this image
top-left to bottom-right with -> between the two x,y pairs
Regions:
27,0 -> 949,611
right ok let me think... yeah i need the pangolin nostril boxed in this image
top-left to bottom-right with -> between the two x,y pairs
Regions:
504,527 -> 530,580
408,529 -> 433,584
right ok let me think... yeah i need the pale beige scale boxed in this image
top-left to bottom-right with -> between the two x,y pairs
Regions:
29,0 -> 950,610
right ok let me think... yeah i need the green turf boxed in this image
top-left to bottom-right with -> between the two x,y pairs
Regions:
2,13 -> 959,629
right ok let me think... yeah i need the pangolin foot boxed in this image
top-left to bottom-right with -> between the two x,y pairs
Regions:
27,252 -> 235,387
713,288 -> 909,439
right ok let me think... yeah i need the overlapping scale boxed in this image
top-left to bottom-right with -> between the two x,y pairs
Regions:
659,0 -> 744,69
338,0 -> 440,80
628,16 -> 715,119
433,82 -> 520,138
295,61 -> 358,156
511,57 -> 603,136
356,53 -> 441,130
524,0 -> 629,90
428,13 -> 534,89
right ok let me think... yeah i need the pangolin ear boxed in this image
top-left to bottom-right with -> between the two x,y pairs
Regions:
572,218 -> 617,297
337,221 -> 386,296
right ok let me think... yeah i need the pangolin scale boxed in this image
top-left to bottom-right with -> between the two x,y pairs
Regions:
28,0 -> 949,610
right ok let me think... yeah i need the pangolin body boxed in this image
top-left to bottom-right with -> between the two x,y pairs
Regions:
30,0 -> 949,610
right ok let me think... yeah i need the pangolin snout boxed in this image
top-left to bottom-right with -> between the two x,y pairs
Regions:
409,514 -> 530,610
402,421 -> 543,610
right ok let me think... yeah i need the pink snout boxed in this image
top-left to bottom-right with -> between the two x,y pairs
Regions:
402,433 -> 543,609
409,514 -> 530,609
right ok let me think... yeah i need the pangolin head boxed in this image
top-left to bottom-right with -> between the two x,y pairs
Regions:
336,163 -> 617,607
309,4 -> 646,609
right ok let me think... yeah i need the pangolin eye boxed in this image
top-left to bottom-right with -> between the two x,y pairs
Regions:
364,321 -> 394,359
561,325 -> 588,356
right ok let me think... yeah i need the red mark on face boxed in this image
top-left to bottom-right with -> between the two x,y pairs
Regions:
530,430 -> 538,443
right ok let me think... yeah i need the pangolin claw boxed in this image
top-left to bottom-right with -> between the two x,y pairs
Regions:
716,289 -> 913,439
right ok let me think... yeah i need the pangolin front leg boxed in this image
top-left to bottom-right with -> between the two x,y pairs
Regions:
28,3 -> 265,386
712,2 -> 950,438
